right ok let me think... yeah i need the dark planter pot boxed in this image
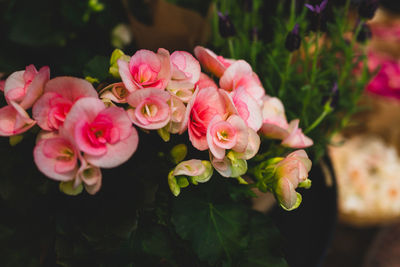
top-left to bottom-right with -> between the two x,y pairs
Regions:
271,157 -> 338,267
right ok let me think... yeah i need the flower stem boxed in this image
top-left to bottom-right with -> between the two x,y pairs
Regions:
228,38 -> 235,58
304,105 -> 332,134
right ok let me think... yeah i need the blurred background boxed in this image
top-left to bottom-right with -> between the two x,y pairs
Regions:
2,0 -> 400,266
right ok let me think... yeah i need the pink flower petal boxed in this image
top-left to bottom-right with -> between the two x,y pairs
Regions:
34,137 -> 78,181
231,87 -> 262,131
171,51 -> 201,84
194,46 -> 227,78
207,115 -> 227,159
19,66 -> 50,110
118,59 -> 138,92
195,73 -> 218,90
281,119 -> 313,148
227,115 -> 248,153
0,104 -> 36,136
84,127 -> 139,168
173,159 -> 206,177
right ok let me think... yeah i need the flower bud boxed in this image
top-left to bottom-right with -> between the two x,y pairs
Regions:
218,12 -> 236,38
358,0 -> 379,19
109,49 -> 130,78
170,144 -> 188,164
272,150 -> 312,210
285,24 -> 301,52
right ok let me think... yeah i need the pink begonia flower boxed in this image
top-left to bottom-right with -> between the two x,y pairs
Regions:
75,158 -> 102,195
180,87 -> 237,151
274,150 -> 312,210
236,127 -> 261,160
219,60 -> 265,103
118,48 -> 171,92
63,97 -> 138,168
34,132 -> 103,195
100,82 -> 130,104
282,119 -> 313,148
126,87 -> 171,130
4,65 -> 50,109
260,96 -> 289,139
366,60 -> 400,100
231,86 -> 262,131
167,95 -> 186,134
195,73 -> 218,90
210,151 -> 248,178
173,159 -> 214,183
0,103 -> 36,136
194,46 -> 235,78
207,114 -> 248,159
33,77 -> 98,131
166,51 -> 200,103
34,135 -> 79,182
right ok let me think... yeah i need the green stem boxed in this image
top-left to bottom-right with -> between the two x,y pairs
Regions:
304,106 -> 332,134
279,53 -> 293,98
228,38 -> 235,58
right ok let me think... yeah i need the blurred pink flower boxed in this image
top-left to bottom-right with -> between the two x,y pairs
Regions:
367,59 -> 400,100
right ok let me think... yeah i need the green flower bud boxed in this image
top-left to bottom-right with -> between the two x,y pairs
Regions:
170,144 -> 187,164
59,181 -> 83,196
109,49 -> 130,78
168,171 -> 181,197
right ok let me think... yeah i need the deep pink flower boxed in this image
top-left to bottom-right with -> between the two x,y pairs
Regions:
118,48 -> 171,92
126,88 -> 171,130
33,77 -> 98,131
63,97 -> 138,168
366,60 -> 400,100
181,87 -> 236,150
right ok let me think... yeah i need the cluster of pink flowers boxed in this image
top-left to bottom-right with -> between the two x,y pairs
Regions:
0,46 -> 313,197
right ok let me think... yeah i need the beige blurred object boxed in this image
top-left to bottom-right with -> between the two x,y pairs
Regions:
330,94 -> 400,227
251,189 -> 277,214
122,0 -> 211,51
369,8 -> 400,59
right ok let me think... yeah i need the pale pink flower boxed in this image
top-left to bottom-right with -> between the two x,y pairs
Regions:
99,82 -> 130,104
126,88 -> 171,130
274,150 -> 312,210
4,65 -> 50,109
231,86 -> 262,131
195,73 -> 218,90
180,87 -> 236,150
167,96 -> 186,134
76,158 -> 102,195
0,102 -> 36,136
260,96 -> 289,139
210,151 -> 248,178
34,135 -> 79,182
33,77 -> 98,131
219,60 -> 265,103
118,48 -> 171,92
62,97 -> 138,168
207,114 -> 248,159
173,159 -> 213,183
194,46 -> 235,78
166,51 -> 201,103
282,119 -> 313,149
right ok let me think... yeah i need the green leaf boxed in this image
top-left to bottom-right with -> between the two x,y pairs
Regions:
237,213 -> 288,267
172,193 -> 248,265
83,55 -> 109,82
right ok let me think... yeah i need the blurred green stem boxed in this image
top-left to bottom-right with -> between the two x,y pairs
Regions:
228,38 -> 235,58
279,53 -> 293,98
305,104 -> 333,134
